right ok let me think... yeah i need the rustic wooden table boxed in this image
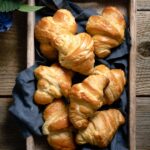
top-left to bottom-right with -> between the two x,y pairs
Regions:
0,1 -> 149,150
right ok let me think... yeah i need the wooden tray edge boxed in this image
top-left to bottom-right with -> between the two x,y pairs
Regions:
27,0 -> 35,68
129,0 -> 136,150
26,0 -> 35,149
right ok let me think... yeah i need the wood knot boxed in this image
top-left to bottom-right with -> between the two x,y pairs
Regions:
138,42 -> 150,57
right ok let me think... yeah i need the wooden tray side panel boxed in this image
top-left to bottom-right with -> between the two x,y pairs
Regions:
129,0 -> 137,150
27,0 -> 35,68
26,0 -> 36,149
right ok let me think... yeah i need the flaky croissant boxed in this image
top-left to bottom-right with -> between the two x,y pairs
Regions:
43,99 -> 75,150
76,109 -> 125,148
35,9 -> 77,60
69,64 -> 126,129
34,64 -> 73,105
52,32 -> 95,75
86,7 -> 126,58
35,10 -> 95,75
93,64 -> 126,105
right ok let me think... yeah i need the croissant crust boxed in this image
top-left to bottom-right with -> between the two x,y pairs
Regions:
76,109 -> 125,148
34,64 -> 73,105
86,7 -> 126,58
43,99 -> 75,150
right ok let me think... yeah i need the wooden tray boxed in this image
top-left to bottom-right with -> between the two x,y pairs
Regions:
26,0 -> 136,149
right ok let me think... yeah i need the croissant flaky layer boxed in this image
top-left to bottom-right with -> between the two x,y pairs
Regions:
86,7 -> 126,58
43,99 -> 75,150
34,64 -> 73,105
69,64 -> 126,129
35,9 -> 77,60
93,64 -> 126,105
69,74 -> 109,129
53,32 -> 95,75
76,109 -> 125,148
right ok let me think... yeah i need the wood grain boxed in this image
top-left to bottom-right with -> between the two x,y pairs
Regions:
0,98 -> 25,150
137,11 -> 150,45
27,0 -> 35,68
136,11 -> 150,96
0,12 -> 27,96
129,0 -> 136,149
136,97 -> 150,150
137,0 -> 150,10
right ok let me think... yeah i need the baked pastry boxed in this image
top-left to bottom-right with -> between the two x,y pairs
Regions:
35,9 -> 77,60
76,109 -> 125,148
35,9 -> 95,75
43,99 -> 75,150
69,74 -> 109,129
86,7 -> 126,58
93,64 -> 126,105
69,64 -> 126,129
34,64 -> 73,105
52,32 -> 95,75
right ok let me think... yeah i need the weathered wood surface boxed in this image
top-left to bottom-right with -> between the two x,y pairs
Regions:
137,0 -> 150,10
136,11 -> 150,96
0,2 -> 150,150
0,12 -> 27,96
136,97 -> 150,150
0,98 -> 26,150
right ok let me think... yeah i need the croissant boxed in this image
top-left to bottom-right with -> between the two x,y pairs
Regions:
35,9 -> 77,60
69,64 -> 126,129
69,73 -> 109,129
93,64 -> 126,105
86,7 -> 126,58
52,32 -> 95,75
35,10 -> 95,75
34,64 -> 73,105
76,109 -> 125,148
43,99 -> 75,150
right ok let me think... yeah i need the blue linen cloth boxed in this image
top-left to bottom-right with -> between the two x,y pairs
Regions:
9,0 -> 130,149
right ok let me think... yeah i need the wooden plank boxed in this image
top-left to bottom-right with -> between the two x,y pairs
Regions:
26,0 -> 36,149
129,0 -> 136,149
137,11 -> 150,45
73,0 -> 128,14
136,97 -> 150,150
136,11 -> 150,96
137,0 -> 150,10
0,12 -> 27,96
0,98 -> 25,150
26,136 -> 35,150
27,0 -> 35,68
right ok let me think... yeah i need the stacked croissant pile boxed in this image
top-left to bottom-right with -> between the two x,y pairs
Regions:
34,6 -> 126,150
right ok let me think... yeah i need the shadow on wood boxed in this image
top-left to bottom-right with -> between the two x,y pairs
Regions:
0,99 -> 26,150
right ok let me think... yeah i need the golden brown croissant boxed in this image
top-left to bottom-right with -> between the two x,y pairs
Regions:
52,32 -> 95,75
35,9 -> 77,60
76,109 -> 125,148
86,7 -> 126,58
69,64 -> 126,129
69,74 -> 109,129
34,64 -> 73,105
93,64 -> 126,105
35,9 -> 95,75
43,99 -> 75,150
